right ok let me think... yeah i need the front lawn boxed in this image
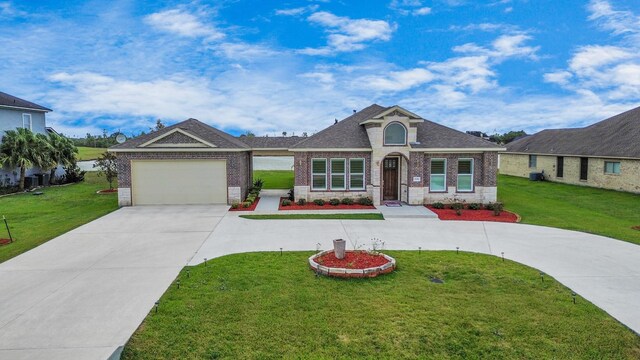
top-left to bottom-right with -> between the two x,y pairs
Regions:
76,146 -> 107,161
253,170 -> 293,189
498,174 -> 640,245
0,172 -> 119,263
122,252 -> 640,359
240,213 -> 384,220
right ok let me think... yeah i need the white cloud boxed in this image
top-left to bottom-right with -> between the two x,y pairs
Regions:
144,9 -> 224,40
213,42 -> 280,61
275,5 -> 319,16
588,0 -> 640,37
543,71 -> 572,85
299,11 -> 395,55
455,34 -> 539,60
413,7 -> 432,15
362,68 -> 434,91
0,1 -> 26,17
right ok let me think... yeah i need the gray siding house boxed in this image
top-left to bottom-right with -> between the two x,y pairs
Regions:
0,91 -> 52,185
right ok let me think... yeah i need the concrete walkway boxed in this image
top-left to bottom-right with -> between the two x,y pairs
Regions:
0,205 -> 228,360
191,216 -> 640,335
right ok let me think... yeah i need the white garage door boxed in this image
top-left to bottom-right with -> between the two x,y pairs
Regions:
131,160 -> 227,205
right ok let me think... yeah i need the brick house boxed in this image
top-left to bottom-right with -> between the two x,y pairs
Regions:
111,104 -> 504,206
500,106 -> 640,194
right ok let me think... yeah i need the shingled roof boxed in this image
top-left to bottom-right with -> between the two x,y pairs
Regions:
238,136 -> 304,149
110,118 -> 250,150
506,106 -> 640,159
291,104 -> 501,150
0,91 -> 51,112
291,104 -> 386,149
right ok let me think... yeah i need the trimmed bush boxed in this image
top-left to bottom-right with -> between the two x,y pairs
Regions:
297,198 -> 306,206
313,199 -> 325,206
485,203 -> 495,211
492,202 -> 504,216
282,199 -> 292,206
231,202 -> 239,209
329,198 -> 340,206
431,202 -> 445,209
242,201 -> 251,208
468,203 -> 481,210
341,198 -> 354,205
357,197 -> 373,206
450,202 -> 464,211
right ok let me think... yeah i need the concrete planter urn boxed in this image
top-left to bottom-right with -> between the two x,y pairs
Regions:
333,239 -> 346,259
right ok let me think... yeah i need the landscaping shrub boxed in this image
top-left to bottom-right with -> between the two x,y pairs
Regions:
62,162 -> 86,184
329,198 -> 340,206
253,178 -> 264,191
491,202 -> 504,216
468,203 -> 481,210
313,199 -> 325,206
242,201 -> 251,208
357,197 -> 373,206
231,202 -> 239,209
282,199 -> 291,206
450,202 -> 464,211
431,202 -> 445,209
341,197 -> 354,205
288,188 -> 295,201
485,203 -> 495,211
297,198 -> 306,206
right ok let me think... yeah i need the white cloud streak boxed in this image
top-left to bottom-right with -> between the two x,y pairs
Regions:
144,8 -> 224,40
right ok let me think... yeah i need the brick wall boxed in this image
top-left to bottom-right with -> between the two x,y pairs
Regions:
500,153 -> 640,193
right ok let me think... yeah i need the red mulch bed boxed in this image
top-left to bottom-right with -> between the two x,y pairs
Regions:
278,197 -> 375,210
426,206 -> 519,223
229,197 -> 260,211
314,251 -> 389,269
0,238 -> 12,246
97,189 -> 118,194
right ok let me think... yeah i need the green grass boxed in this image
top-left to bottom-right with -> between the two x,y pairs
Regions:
122,251 -> 640,359
253,170 -> 294,189
0,172 -> 118,263
498,174 -> 640,245
240,213 -> 384,220
76,146 -> 107,161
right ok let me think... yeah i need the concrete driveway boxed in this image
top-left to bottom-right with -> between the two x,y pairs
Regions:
0,205 -> 228,360
193,214 -> 640,335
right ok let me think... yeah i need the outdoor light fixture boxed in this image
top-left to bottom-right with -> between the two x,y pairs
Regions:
204,258 -> 207,266
540,272 -> 545,282
501,252 -> 505,261
456,246 -> 459,254
572,292 -> 577,304
187,269 -> 190,278
177,280 -> 180,289
154,301 -> 159,313
280,247 -> 283,256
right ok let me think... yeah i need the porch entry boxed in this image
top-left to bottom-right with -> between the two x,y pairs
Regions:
383,157 -> 399,201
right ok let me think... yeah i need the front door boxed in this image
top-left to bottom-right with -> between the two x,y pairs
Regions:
383,158 -> 399,201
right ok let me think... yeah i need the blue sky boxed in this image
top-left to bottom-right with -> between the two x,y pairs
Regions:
1,0 -> 639,138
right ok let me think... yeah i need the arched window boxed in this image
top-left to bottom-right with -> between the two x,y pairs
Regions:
384,123 -> 407,145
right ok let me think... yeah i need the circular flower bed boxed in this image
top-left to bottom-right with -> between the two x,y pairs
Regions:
309,250 -> 396,278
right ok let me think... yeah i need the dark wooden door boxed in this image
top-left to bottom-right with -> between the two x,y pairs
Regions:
383,158 -> 399,200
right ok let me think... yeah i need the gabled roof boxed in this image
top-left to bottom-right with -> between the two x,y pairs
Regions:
238,136 -> 304,149
506,105 -> 640,159
291,104 -> 387,149
110,118 -> 250,150
0,91 -> 52,112
291,103 -> 501,150
411,120 -> 502,149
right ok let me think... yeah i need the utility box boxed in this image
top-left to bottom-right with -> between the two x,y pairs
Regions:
529,172 -> 542,181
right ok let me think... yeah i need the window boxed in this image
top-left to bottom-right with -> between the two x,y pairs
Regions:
580,157 -> 588,180
311,159 -> 327,190
556,156 -> 564,178
430,159 -> 446,192
330,159 -> 346,190
22,114 -> 32,130
349,158 -> 365,190
528,155 -> 537,168
604,161 -> 621,174
457,159 -> 473,192
384,122 -> 407,145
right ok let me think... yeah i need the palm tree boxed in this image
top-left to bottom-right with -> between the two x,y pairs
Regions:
0,128 -> 48,190
44,132 -> 78,183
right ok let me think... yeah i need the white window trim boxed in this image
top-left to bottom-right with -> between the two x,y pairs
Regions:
22,113 -> 32,130
311,158 -> 327,191
383,122 -> 407,146
528,154 -> 537,168
429,158 -> 447,192
348,158 -> 366,191
457,158 -> 474,192
330,158 -> 346,190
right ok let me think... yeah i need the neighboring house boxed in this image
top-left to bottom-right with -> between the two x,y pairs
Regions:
500,106 -> 640,194
111,104 -> 504,206
0,91 -> 52,185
